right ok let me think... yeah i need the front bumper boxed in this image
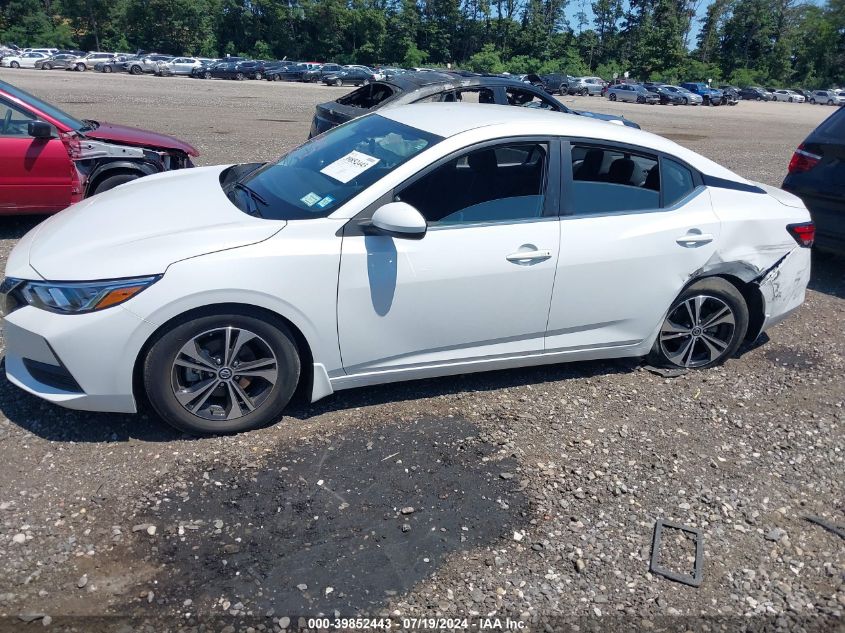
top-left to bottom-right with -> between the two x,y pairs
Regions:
3,304 -> 155,413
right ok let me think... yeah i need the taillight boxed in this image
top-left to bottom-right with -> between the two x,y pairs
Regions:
787,143 -> 821,174
787,222 -> 815,248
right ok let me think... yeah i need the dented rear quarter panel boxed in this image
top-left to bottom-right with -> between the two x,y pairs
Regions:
707,185 -> 812,333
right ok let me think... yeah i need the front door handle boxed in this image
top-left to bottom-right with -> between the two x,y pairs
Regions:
506,249 -> 552,263
675,232 -> 714,247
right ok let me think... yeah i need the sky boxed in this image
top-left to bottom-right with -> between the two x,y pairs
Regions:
563,0 -> 828,51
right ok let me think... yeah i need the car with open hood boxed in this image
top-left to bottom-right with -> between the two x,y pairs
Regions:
0,103 -> 811,435
0,78 -> 198,214
310,72 -> 639,138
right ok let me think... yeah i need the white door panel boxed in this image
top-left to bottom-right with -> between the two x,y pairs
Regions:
546,189 -> 720,351
338,220 -> 560,373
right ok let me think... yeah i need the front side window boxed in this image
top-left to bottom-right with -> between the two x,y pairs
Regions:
0,99 -> 36,137
226,114 -> 441,220
569,144 -> 659,215
397,142 -> 549,226
505,88 -> 557,110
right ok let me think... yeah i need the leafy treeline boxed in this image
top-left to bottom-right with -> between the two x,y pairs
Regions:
2,0 -> 843,86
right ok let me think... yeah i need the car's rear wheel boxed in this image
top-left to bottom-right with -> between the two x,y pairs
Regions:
648,278 -> 748,370
43,63 -> 52,70
334,78 -> 343,86
828,99 -> 834,105
254,72 -> 262,80
75,63 -> 85,71
10,61 -> 19,68
310,75 -> 319,82
810,98 -> 815,104
92,172 -> 139,195
103,65 -> 112,73
579,88 -> 588,96
144,313 -> 300,435
682,97 -> 688,105
236,72 -> 245,80
204,71 -> 212,79
609,93 -> 616,101
130,65 -> 142,75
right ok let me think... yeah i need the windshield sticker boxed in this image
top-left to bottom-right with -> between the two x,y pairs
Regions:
320,150 -> 380,183
300,192 -> 322,207
316,195 -> 335,209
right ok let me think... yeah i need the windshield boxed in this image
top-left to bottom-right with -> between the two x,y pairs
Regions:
0,80 -> 84,130
228,114 -> 442,220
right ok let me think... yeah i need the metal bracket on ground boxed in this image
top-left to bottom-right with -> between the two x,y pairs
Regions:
649,519 -> 703,587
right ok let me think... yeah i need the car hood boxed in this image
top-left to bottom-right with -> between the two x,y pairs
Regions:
575,110 -> 640,129
15,166 -> 285,282
84,121 -> 199,156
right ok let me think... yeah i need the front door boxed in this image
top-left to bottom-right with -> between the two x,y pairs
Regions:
0,98 -> 73,214
337,139 -> 561,374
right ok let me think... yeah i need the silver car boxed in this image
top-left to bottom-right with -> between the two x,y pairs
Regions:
607,83 -> 660,104
126,54 -> 173,75
660,85 -> 703,105
569,76 -> 605,96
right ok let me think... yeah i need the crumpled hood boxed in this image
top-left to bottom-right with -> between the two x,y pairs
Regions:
21,166 -> 285,281
85,121 -> 199,157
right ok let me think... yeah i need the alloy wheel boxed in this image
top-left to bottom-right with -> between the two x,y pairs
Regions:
658,295 -> 736,368
170,327 -> 278,421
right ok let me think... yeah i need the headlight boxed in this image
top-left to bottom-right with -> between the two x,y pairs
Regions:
1,276 -> 159,316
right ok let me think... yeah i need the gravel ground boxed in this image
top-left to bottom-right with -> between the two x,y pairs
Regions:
0,69 -> 842,632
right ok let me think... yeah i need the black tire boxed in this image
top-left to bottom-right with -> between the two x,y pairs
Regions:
579,88 -> 588,96
103,65 -> 112,73
334,78 -> 343,87
130,65 -> 142,75
756,96 -> 762,101
204,71 -> 212,79
254,72 -> 262,80
236,72 -> 244,80
810,98 -> 815,104
609,93 -> 616,101
647,278 -> 749,370
310,75 -> 319,83
828,99 -> 834,105
92,172 -> 139,195
143,311 -> 301,435
43,63 -> 52,70
788,97 -> 793,102
10,61 -> 19,68
75,63 -> 85,72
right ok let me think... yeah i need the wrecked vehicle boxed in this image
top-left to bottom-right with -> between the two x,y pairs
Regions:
1,104 -> 811,435
0,79 -> 198,214
309,72 -> 640,138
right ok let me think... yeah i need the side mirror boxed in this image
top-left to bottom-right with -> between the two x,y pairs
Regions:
28,120 -> 53,139
364,201 -> 426,240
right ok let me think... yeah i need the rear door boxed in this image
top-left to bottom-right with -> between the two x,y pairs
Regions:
0,98 -> 73,213
545,140 -> 721,352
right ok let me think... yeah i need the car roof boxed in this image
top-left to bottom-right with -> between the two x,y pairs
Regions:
378,103 -> 746,183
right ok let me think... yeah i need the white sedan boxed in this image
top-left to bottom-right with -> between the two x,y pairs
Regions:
0,52 -> 47,68
772,89 -> 806,103
1,104 -> 813,434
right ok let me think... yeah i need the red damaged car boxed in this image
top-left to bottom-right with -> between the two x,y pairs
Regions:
0,79 -> 198,214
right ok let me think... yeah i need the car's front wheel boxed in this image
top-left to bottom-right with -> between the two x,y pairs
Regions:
103,65 -> 112,73
648,278 -> 748,370
334,78 -> 343,86
10,61 -> 19,68
144,312 -> 300,435
609,93 -> 616,101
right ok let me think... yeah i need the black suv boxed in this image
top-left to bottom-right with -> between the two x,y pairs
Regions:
782,106 -> 845,253
740,87 -> 773,101
310,72 -> 638,138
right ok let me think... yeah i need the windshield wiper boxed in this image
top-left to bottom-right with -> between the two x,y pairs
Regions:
230,182 -> 267,218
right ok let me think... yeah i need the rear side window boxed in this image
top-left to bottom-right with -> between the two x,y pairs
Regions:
662,158 -> 695,206
337,83 -> 395,109
569,144 -> 659,215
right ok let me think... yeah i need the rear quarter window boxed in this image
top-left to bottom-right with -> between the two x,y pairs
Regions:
815,107 -> 845,139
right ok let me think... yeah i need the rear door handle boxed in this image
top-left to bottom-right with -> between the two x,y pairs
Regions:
675,233 -> 714,247
506,249 -> 552,263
